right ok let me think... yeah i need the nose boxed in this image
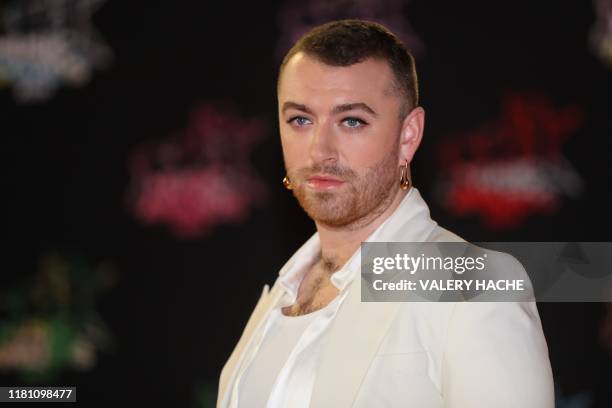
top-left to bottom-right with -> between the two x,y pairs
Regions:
309,122 -> 338,164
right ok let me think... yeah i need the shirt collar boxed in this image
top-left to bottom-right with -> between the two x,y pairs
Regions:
277,187 -> 437,302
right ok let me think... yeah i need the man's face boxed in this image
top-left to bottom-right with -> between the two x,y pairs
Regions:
278,53 -> 406,228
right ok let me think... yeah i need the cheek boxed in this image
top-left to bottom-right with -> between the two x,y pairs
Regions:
280,131 -> 308,167
342,135 -> 395,170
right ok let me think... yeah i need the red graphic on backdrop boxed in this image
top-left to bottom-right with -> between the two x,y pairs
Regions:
126,104 -> 267,238
437,92 -> 583,229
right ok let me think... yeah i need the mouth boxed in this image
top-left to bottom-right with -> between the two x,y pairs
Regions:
306,174 -> 345,190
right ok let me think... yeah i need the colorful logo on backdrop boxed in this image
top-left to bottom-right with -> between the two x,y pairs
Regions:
126,104 -> 268,239
0,252 -> 115,381
436,92 -> 584,230
0,0 -> 112,103
276,0 -> 423,60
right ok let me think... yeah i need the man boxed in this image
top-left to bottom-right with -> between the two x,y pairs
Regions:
217,19 -> 554,407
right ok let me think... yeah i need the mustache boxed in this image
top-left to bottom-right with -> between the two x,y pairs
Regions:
295,163 -> 356,180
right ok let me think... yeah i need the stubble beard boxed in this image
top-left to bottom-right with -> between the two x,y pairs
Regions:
289,143 -> 400,230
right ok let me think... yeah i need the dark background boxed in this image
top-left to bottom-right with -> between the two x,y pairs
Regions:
2,0 -> 612,406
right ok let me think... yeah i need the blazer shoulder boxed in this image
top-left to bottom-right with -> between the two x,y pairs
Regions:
428,226 -> 466,243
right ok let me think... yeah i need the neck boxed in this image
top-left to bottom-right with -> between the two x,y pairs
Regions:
314,187 -> 409,268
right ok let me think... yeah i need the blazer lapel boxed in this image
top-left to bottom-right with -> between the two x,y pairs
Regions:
310,277 -> 400,407
310,188 -> 438,407
217,232 -> 320,407
217,283 -> 284,407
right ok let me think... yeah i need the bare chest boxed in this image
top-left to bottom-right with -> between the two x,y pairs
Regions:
281,271 -> 340,317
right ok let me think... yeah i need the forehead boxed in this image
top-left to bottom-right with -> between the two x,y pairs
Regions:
278,53 -> 396,105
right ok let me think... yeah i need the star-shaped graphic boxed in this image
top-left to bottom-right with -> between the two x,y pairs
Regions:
0,0 -> 112,102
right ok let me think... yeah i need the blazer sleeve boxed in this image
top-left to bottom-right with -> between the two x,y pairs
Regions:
441,300 -> 555,407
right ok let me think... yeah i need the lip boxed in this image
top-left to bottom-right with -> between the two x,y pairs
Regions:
306,174 -> 345,189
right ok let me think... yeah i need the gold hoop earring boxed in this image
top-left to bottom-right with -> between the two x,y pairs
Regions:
399,160 -> 411,190
282,175 -> 293,190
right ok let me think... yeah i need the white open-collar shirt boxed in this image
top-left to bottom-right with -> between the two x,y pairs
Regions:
229,191 -> 400,408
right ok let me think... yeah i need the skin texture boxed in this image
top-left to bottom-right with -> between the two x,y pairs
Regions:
278,52 -> 425,316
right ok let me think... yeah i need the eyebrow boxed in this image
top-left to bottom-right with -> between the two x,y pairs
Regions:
331,103 -> 377,117
282,101 -> 378,117
282,102 -> 313,115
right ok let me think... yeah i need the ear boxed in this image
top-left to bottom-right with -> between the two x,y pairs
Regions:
398,106 -> 425,165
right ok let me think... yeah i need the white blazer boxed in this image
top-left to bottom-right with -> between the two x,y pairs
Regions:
217,188 -> 554,407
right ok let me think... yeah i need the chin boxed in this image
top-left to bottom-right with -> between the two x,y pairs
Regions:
300,197 -> 359,227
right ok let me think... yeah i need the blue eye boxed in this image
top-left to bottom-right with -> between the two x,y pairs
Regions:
342,117 -> 367,128
288,116 -> 312,127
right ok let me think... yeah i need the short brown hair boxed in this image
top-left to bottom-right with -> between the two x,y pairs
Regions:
278,19 -> 419,119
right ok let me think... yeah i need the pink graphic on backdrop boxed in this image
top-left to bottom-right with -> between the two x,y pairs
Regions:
436,92 -> 584,230
276,0 -> 423,60
126,104 -> 267,238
